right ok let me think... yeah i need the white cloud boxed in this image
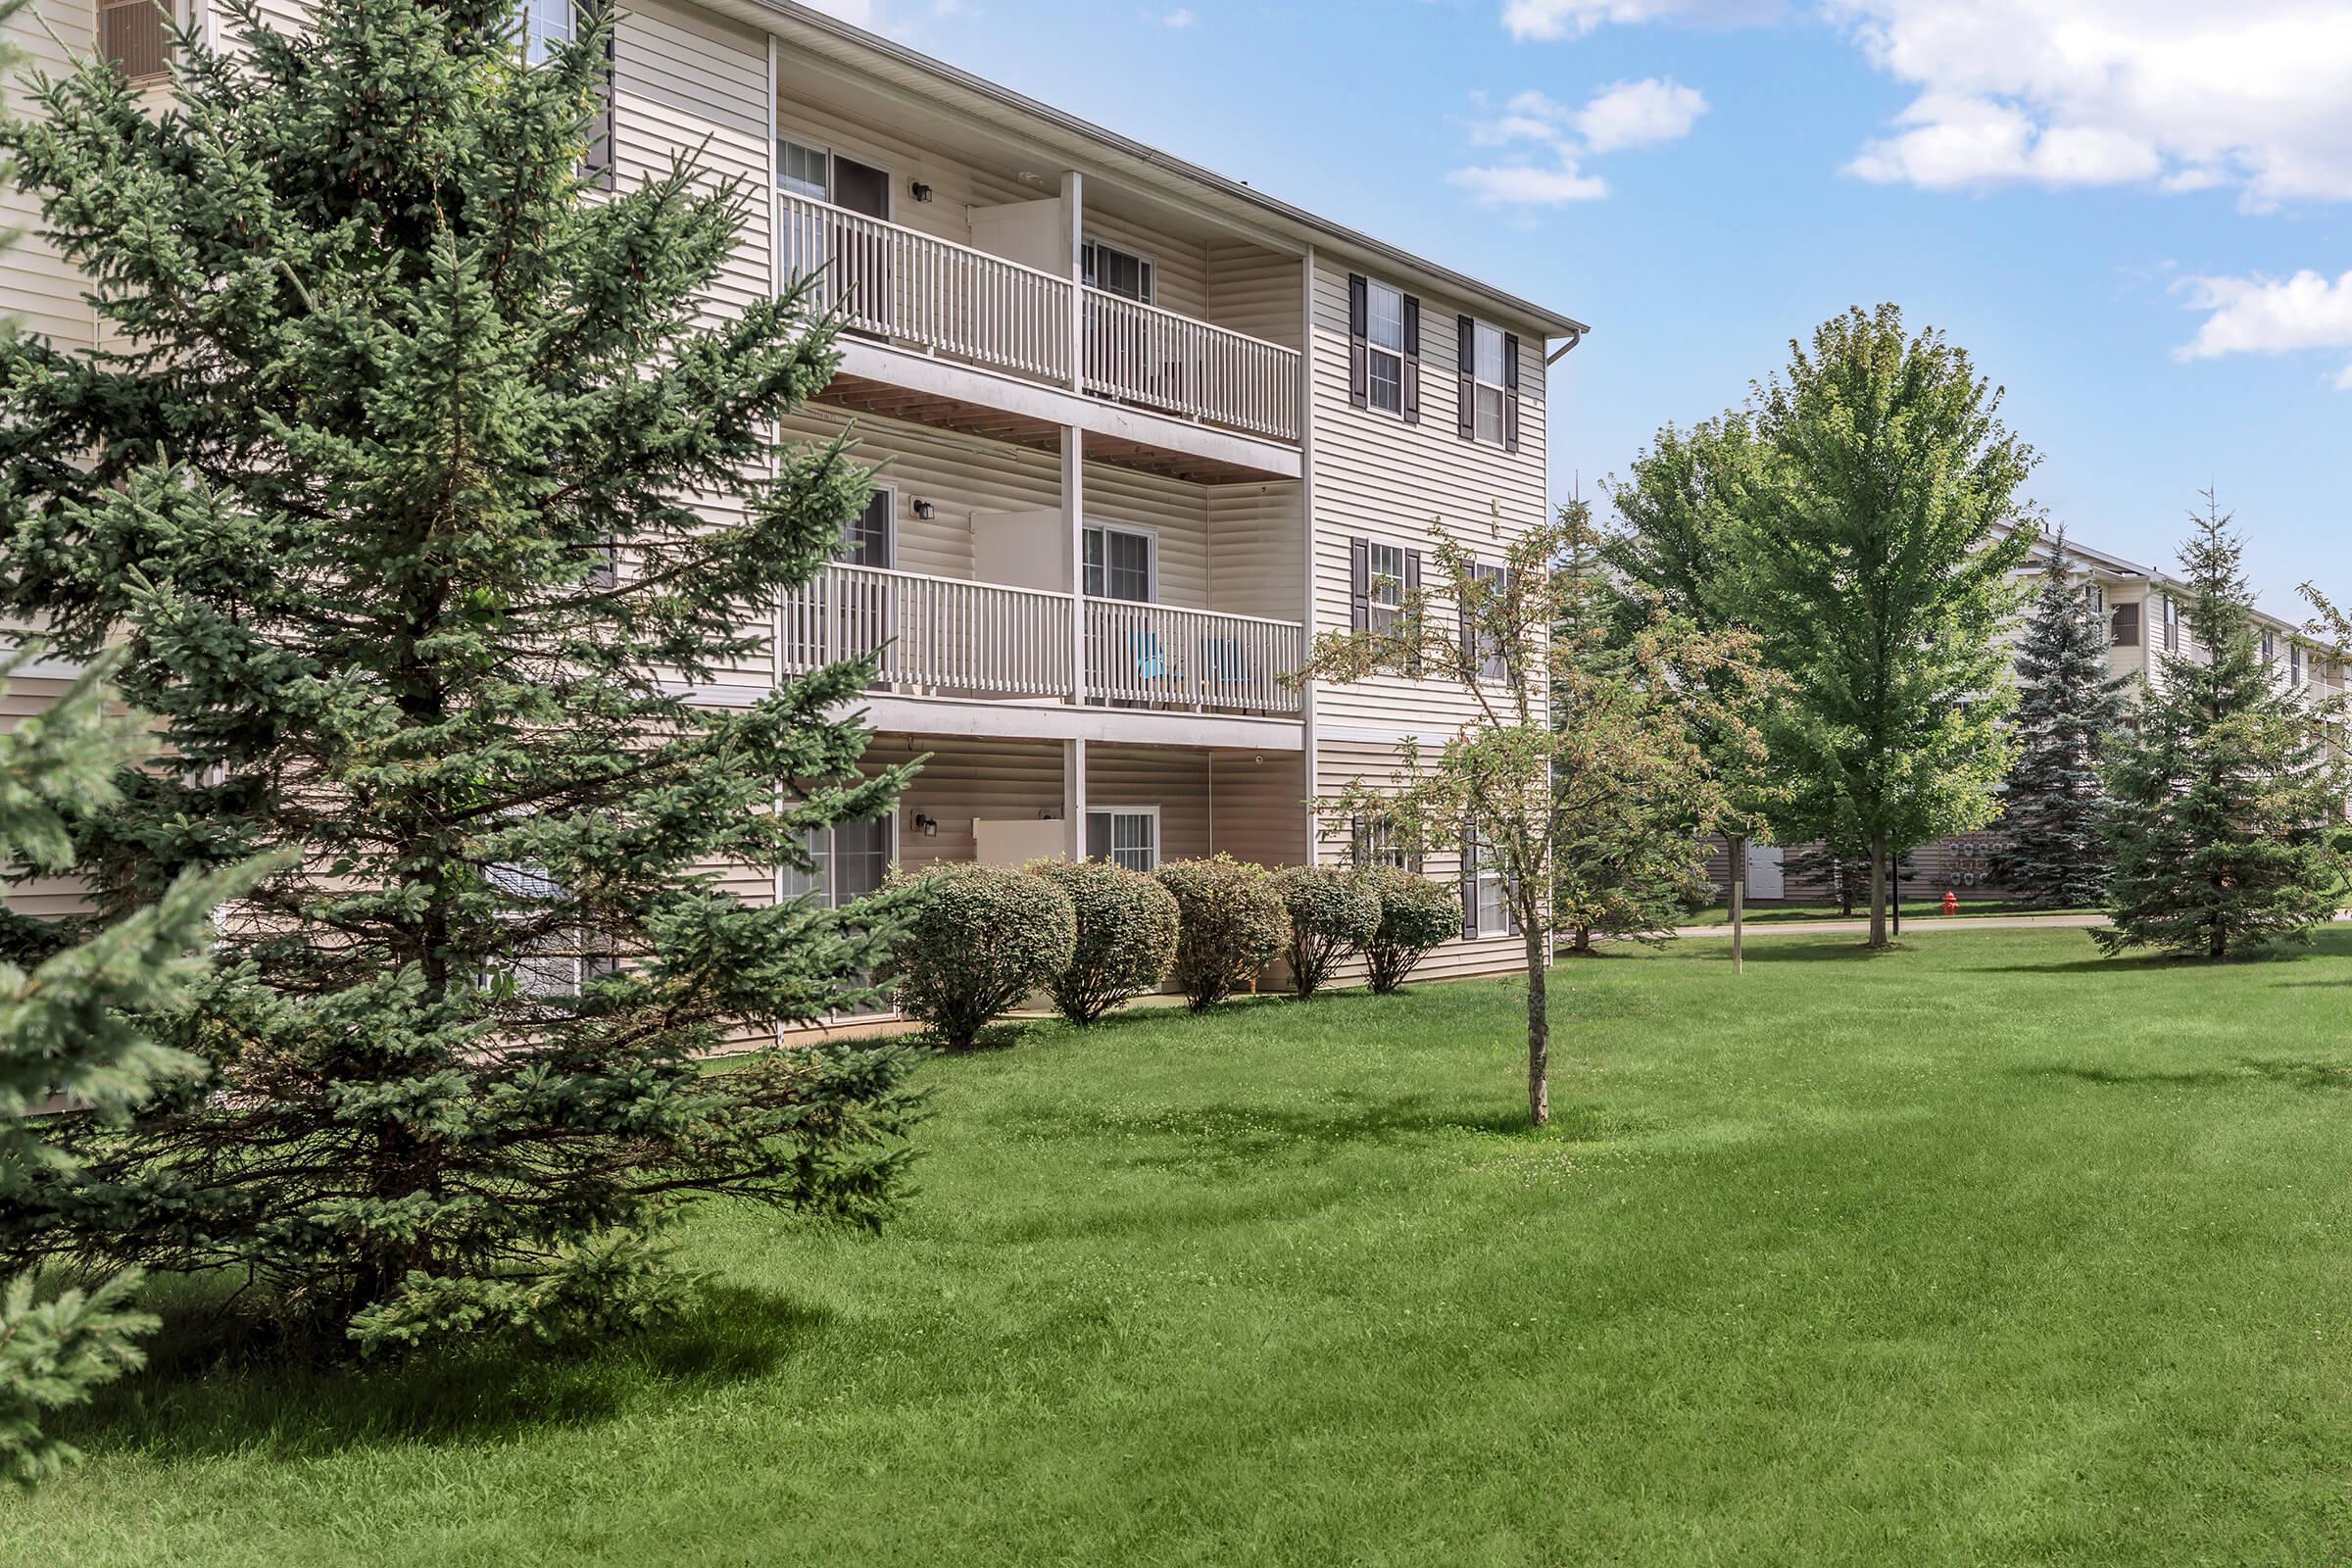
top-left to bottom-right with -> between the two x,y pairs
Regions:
1160,6 -> 1194,25
1451,78 -> 1702,205
2176,270 -> 2352,386
1501,0 -> 1776,42
1828,1 -> 2352,204
1447,163 -> 1612,204
1574,77 -> 1709,153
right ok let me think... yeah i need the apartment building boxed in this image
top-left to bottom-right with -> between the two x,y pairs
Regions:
1723,530 -> 2345,904
4,0 -> 1588,1005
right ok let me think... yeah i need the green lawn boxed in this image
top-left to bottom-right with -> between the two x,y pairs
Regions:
14,928 -> 2352,1566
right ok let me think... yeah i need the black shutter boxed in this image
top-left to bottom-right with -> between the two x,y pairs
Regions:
1401,294 -> 1422,424
1460,563 -> 1479,671
1502,333 -> 1521,453
582,3 -> 616,190
1348,816 -> 1365,867
1403,549 -> 1423,674
1349,536 -> 1370,633
1456,316 -> 1476,441
1348,274 -> 1369,409
1460,832 -> 1478,941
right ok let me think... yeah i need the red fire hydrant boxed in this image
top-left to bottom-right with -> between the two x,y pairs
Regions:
1940,890 -> 1958,916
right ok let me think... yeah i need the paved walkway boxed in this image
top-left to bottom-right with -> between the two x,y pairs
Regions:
1673,911 -> 2110,939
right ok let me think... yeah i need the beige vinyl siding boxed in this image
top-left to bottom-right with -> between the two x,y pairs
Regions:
1204,482 -> 1304,622
1306,258 -> 1550,735
773,91 -> 1041,252
0,675 -> 93,919
619,0 -> 771,325
0,0 -> 98,350
1208,749 -> 1306,868
1203,241 -> 1303,351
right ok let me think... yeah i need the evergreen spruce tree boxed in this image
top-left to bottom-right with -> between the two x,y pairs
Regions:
1995,531 -> 2130,906
0,653 -> 266,1481
0,0 -> 924,1350
2095,495 -> 2346,959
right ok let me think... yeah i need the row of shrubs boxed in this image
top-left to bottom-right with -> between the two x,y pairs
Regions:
886,854 -> 1463,1049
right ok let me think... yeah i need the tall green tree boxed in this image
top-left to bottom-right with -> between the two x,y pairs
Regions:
0,653 -> 266,1483
1994,532 -> 2130,906
1606,416 -> 1784,970
1297,502 -> 1768,1127
1738,305 -> 2038,947
2095,496 -> 2345,959
0,0 -> 922,1351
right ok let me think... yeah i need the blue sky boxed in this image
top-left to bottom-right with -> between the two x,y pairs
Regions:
819,0 -> 2352,615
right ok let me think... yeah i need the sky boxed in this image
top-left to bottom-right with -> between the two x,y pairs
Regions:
810,0 -> 2352,616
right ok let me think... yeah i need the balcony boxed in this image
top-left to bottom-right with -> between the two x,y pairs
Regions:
777,191 -> 1301,446
779,564 -> 1302,719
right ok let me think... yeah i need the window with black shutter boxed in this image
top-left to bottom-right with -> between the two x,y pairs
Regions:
1502,332 -> 1521,453
1352,277 -> 1413,416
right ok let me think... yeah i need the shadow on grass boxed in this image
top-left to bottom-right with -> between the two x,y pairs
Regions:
2020,1057 -> 2352,1092
57,1281 -> 829,1462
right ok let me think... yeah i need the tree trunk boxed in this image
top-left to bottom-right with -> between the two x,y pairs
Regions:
1868,835 -> 1889,948
1728,832 -> 1747,975
1524,923 -> 1549,1128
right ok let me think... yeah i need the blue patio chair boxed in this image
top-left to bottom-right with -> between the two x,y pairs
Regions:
1127,629 -> 1168,682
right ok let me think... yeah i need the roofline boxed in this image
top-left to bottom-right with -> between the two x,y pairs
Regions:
2020,524 -> 2317,636
750,0 -> 1592,340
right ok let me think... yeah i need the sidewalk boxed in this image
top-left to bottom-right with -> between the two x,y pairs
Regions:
1672,911 -> 2111,939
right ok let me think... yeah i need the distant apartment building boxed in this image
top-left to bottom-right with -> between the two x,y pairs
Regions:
1721,531 -> 2344,904
2,0 -> 1590,1014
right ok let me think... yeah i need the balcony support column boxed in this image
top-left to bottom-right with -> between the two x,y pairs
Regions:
1061,171 -> 1085,393
1062,424 -> 1085,706
1063,739 -> 1089,862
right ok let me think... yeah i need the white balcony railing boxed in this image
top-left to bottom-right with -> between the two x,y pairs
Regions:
1083,292 -> 1300,442
780,564 -> 1073,699
1085,598 -> 1301,715
775,191 -> 1302,444
777,564 -> 1302,717
778,190 -> 1075,384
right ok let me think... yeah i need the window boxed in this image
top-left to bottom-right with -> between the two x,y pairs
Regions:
2163,594 -> 2180,654
100,0 -> 172,81
780,818 -> 891,909
1468,321 -> 1506,446
2082,581 -> 2105,616
484,858 -> 613,1000
2109,600 -> 2139,649
1364,281 -> 1405,415
1367,542 -> 1406,635
777,137 -> 829,202
1083,526 -> 1153,602
1082,241 -> 1154,304
1461,828 -> 1514,940
2292,644 -> 2307,686
1086,808 -> 1158,872
1349,815 -> 1411,871
1466,562 -> 1508,680
2262,628 -> 2277,662
521,0 -> 571,63
841,488 -> 892,567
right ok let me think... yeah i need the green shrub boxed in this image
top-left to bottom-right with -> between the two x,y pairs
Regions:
1360,867 -> 1461,994
1152,855 -> 1287,1012
1032,858 -> 1179,1025
1274,864 -> 1382,998
888,863 -> 1074,1049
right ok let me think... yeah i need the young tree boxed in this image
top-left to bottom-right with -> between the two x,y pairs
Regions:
0,0 -> 924,1351
1995,531 -> 2131,906
1606,416 -> 1784,969
1297,503 -> 1768,1127
2095,495 -> 2346,959
1737,305 -> 2038,947
0,653 -> 265,1483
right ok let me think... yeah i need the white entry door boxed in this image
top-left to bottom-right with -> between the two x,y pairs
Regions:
1746,844 -> 1786,901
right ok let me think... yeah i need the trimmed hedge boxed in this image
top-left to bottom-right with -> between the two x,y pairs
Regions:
1032,858 -> 1179,1025
1152,855 -> 1287,1012
888,862 -> 1075,1049
1275,864 -> 1382,998
1359,867 -> 1461,995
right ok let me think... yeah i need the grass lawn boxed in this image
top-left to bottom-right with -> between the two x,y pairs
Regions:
13,927 -> 2352,1566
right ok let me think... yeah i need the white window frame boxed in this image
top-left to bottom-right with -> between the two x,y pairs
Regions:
1081,237 -> 1156,305
1086,806 -> 1160,872
1470,833 -> 1512,939
1468,318 -> 1508,447
1351,814 -> 1409,870
519,0 -> 573,66
1470,560 -> 1507,682
1364,278 -> 1406,417
780,813 -> 898,910
1083,523 -> 1157,603
1366,540 -> 1406,635
843,482 -> 897,568
776,134 -> 832,203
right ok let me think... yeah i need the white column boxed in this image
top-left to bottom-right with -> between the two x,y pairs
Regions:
1061,172 -> 1086,393
1063,739 -> 1089,862
1063,424 -> 1085,705
1297,246 -> 1320,863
